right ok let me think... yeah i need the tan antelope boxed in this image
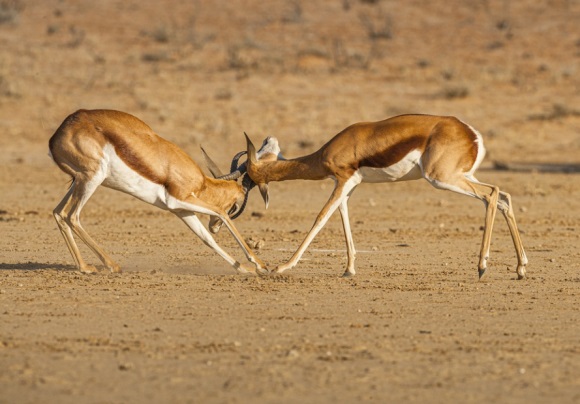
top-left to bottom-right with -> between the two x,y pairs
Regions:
222,114 -> 528,279
49,109 -> 269,275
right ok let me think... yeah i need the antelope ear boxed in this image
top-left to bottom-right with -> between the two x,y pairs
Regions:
244,132 -> 257,165
258,183 -> 269,209
200,146 -> 224,178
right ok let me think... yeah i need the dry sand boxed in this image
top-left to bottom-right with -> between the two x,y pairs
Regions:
1,1 -> 579,403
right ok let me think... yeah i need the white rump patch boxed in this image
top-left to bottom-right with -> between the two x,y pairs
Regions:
460,119 -> 486,175
359,149 -> 423,183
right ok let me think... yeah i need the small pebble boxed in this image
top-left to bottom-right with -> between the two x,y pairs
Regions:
287,349 -> 299,358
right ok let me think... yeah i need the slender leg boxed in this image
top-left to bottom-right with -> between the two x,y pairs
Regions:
176,212 -> 255,274
53,182 -> 95,273
497,191 -> 528,279
276,177 -> 360,274
425,176 -> 500,279
214,214 -> 267,273
473,183 -> 499,279
166,194 -> 267,273
338,196 -> 357,277
54,178 -> 120,273
65,178 -> 121,273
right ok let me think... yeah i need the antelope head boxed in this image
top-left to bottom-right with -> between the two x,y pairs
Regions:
244,133 -> 283,210
201,135 -> 281,233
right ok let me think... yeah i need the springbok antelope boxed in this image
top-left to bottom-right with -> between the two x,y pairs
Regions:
49,109 -> 267,274
234,114 -> 528,279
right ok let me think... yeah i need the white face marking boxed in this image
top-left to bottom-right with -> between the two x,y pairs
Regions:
101,144 -> 169,209
358,149 -> 423,183
257,137 -> 282,159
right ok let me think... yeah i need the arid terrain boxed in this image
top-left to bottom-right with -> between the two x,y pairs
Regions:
1,1 -> 579,403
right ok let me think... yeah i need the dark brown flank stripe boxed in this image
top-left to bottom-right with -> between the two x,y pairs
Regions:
358,135 -> 426,169
103,130 -> 166,186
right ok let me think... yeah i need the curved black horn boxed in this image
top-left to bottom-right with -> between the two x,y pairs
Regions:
230,151 -> 248,173
214,150 -> 248,181
241,172 -> 256,191
230,193 -> 248,220
230,174 -> 256,219
218,170 -> 243,181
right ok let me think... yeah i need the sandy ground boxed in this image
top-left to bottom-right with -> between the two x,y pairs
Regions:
1,1 -> 579,403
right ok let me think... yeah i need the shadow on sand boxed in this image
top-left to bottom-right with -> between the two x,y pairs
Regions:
488,161 -> 580,173
0,262 -> 75,271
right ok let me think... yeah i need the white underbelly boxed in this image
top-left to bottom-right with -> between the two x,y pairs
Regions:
359,149 -> 423,183
101,144 -> 169,209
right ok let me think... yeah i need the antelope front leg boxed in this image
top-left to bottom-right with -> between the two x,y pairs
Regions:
275,180 -> 355,274
177,213 -> 257,274
169,196 -> 267,274
218,216 -> 269,275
